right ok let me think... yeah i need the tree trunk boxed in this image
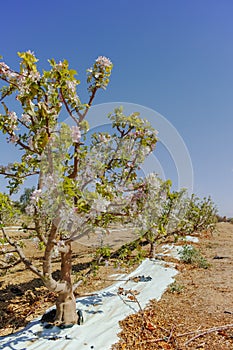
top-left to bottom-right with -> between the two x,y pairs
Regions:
54,242 -> 78,326
149,241 -> 156,259
55,289 -> 78,326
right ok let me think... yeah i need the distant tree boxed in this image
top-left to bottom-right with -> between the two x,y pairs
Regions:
132,175 -> 188,257
179,194 -> 218,234
19,186 -> 35,212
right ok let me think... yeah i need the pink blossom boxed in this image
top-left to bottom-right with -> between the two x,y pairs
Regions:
71,125 -> 81,143
9,135 -> 19,143
66,80 -> 76,93
8,111 -> 18,122
96,56 -> 112,67
29,71 -> 40,82
0,62 -> 10,74
21,113 -> 31,124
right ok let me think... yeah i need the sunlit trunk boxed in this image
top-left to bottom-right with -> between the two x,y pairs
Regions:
54,242 -> 78,326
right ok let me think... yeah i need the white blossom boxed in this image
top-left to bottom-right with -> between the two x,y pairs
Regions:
66,80 -> 76,93
96,56 -> 112,67
30,189 -> 42,203
29,71 -> 40,82
21,113 -> 31,124
52,246 -> 59,258
92,196 -> 110,213
99,134 -> 110,143
71,125 -> 81,143
26,50 -> 35,55
28,137 -> 33,149
9,134 -> 19,143
25,155 -> 33,162
0,62 -> 10,74
8,111 -> 18,122
25,204 -> 35,215
56,240 -> 69,253
5,253 -> 15,262
146,173 -> 161,189
42,174 -> 59,190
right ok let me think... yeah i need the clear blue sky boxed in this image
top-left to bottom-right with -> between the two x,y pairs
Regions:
1,0 -> 233,216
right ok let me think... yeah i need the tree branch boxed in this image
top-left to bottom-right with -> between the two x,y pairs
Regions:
79,86 -> 98,121
184,323 -> 233,346
60,89 -> 79,126
1,225 -> 43,278
0,258 -> 21,269
0,170 -> 39,179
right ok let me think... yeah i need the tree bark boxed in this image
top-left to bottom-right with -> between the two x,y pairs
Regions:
54,242 -> 78,326
149,241 -> 156,259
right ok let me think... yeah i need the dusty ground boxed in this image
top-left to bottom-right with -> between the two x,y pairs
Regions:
1,223 -> 233,349
112,222 -> 233,349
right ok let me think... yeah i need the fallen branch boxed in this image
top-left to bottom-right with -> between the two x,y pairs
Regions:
183,323 -> 233,346
140,323 -> 233,346
167,324 -> 175,342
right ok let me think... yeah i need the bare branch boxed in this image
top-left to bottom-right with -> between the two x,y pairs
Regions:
0,258 -> 21,269
0,170 -> 39,179
184,324 -> 233,346
79,86 -> 98,121
60,88 -> 79,125
1,225 -> 43,278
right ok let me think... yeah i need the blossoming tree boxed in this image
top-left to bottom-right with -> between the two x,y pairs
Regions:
132,175 -> 188,258
0,51 -> 158,326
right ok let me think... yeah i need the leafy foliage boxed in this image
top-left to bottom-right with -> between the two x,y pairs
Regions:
179,244 -> 209,269
179,195 -> 218,234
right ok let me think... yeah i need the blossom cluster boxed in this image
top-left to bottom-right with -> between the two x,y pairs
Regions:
71,125 -> 81,143
0,62 -> 10,75
95,56 -> 112,68
91,195 -> 110,214
30,189 -> 42,204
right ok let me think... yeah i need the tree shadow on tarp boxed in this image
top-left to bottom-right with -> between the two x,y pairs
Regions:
0,319 -> 40,350
75,291 -> 115,315
0,316 -> 76,350
76,291 -> 115,306
0,291 -> 117,349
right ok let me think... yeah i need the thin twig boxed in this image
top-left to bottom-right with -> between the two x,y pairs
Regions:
80,87 -> 98,121
184,323 -> 233,346
0,259 -> 21,269
128,290 -> 143,312
167,324 -> 175,342
59,89 -> 79,125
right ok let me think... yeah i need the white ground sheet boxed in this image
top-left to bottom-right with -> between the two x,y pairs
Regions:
0,259 -> 177,350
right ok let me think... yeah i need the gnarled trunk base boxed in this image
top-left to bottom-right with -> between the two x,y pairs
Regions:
42,242 -> 83,327
54,290 -> 78,326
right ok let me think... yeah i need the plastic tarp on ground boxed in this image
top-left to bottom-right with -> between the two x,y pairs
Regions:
0,259 -> 177,350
